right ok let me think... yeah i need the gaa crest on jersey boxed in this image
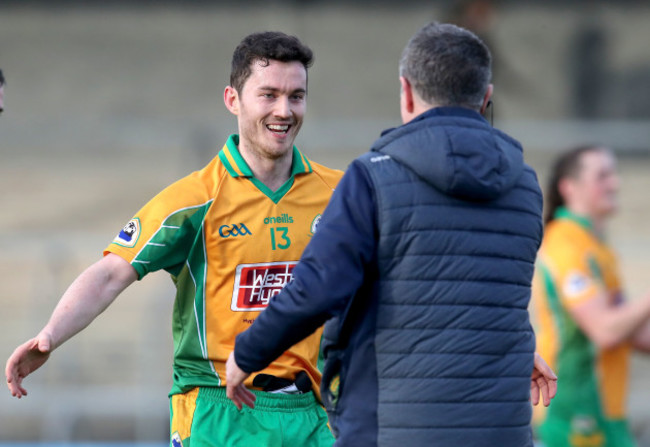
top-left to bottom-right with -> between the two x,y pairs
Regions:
219,223 -> 252,238
563,271 -> 591,299
171,431 -> 183,447
310,214 -> 322,236
113,218 -> 140,248
231,261 -> 297,311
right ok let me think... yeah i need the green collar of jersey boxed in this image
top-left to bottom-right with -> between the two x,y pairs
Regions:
554,206 -> 596,233
555,207 -> 609,245
218,134 -> 313,203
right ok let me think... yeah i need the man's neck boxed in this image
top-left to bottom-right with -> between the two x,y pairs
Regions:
238,146 -> 293,192
564,205 -> 607,236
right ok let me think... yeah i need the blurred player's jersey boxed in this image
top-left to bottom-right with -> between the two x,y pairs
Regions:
104,134 -> 342,397
531,207 -> 634,447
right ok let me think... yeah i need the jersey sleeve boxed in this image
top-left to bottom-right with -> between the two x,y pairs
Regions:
545,237 -> 604,309
104,174 -> 213,280
309,160 -> 344,191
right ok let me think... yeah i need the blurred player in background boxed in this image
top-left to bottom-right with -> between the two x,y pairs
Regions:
532,145 -> 650,447
5,32 -> 340,447
227,22 -> 556,447
0,69 -> 5,115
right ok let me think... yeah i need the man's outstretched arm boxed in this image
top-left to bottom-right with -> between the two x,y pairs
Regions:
5,253 -> 137,398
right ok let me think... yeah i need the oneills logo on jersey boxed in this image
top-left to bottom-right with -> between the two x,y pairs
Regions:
113,218 -> 140,248
231,261 -> 297,311
310,214 -> 322,236
264,213 -> 294,224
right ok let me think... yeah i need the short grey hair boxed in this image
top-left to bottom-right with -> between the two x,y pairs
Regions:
399,22 -> 492,110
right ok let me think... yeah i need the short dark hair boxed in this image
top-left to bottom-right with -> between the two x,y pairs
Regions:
230,31 -> 313,93
544,145 -> 609,225
0,69 -> 5,86
399,22 -> 491,110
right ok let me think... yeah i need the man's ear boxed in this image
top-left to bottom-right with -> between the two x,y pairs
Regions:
224,85 -> 239,115
399,76 -> 415,115
480,84 -> 494,115
558,177 -> 575,204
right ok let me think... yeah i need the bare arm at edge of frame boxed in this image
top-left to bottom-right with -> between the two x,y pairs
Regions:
5,253 -> 137,398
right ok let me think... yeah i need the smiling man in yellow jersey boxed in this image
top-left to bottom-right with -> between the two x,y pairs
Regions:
6,32 -> 341,447
532,145 -> 650,447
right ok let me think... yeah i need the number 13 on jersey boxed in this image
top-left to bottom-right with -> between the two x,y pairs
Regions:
270,227 -> 291,250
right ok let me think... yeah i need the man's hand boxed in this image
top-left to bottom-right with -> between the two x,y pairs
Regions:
5,333 -> 53,398
531,352 -> 557,407
225,351 -> 256,410
6,254 -> 137,400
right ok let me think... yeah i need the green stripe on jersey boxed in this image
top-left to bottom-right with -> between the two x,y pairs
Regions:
131,201 -> 213,278
538,261 -> 604,428
130,201 -> 221,392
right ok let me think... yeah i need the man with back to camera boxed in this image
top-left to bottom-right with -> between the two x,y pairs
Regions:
5,32 -> 340,447
226,22 -> 557,447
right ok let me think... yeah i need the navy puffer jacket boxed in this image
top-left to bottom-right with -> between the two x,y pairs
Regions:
355,106 -> 543,446
235,107 -> 543,447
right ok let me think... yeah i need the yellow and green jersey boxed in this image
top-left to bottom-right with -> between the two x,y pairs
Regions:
531,207 -> 634,447
104,134 -> 343,398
